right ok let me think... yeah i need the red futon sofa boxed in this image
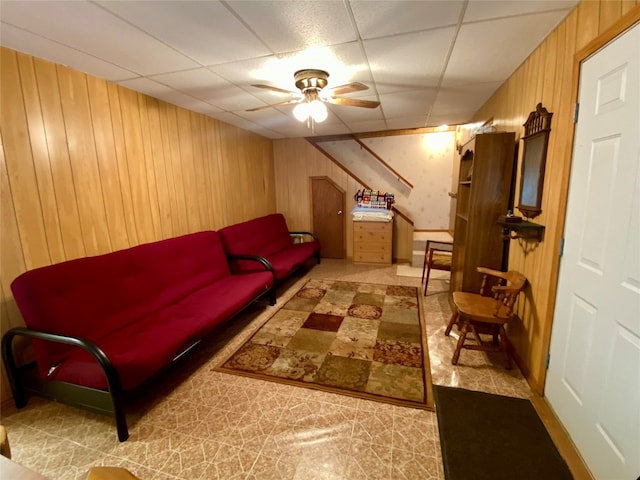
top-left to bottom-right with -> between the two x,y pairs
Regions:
2,231 -> 275,441
219,213 -> 321,281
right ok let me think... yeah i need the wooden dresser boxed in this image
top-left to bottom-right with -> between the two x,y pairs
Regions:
353,220 -> 392,265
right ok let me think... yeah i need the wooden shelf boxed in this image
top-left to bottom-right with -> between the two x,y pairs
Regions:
450,132 -> 516,295
497,219 -> 545,241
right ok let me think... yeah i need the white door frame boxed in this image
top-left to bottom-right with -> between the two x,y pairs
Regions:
540,7 -> 640,393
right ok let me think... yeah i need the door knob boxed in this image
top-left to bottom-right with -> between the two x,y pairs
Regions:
337,210 -> 343,215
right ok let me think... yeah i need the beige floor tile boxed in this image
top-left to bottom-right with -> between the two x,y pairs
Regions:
1,259 -> 535,479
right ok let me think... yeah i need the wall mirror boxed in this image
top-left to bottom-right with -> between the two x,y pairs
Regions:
517,103 -> 553,218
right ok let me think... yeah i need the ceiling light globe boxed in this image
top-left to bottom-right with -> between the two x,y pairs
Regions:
293,103 -> 310,122
309,100 -> 328,122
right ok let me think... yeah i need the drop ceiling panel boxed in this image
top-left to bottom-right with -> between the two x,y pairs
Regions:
351,0 -> 464,39
464,0 -> 578,22
284,41 -> 374,91
149,68 -> 231,99
226,0 -> 356,54
96,1 -> 272,66
0,0 -> 579,138
149,90 -> 217,113
344,119 -> 389,133
380,90 -> 438,119
365,27 -> 457,93
210,56 -> 286,89
428,112 -> 473,127
444,10 -> 572,86
1,0 -> 199,75
431,81 -> 503,116
330,101 -> 384,123
386,115 -> 429,130
211,41 -> 372,96
169,97 -> 224,117
209,111 -> 282,136
204,87 -> 264,112
234,107 -> 291,127
0,23 -> 135,81
148,68 -> 259,111
118,77 -> 181,98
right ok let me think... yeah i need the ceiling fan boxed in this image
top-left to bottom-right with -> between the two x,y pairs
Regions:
246,69 -> 380,125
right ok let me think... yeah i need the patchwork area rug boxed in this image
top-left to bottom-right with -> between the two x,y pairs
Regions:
216,279 -> 434,409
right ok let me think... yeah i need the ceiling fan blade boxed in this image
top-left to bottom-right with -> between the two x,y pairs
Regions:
326,82 -> 369,96
327,97 -> 380,108
246,99 -> 298,112
251,84 -> 298,95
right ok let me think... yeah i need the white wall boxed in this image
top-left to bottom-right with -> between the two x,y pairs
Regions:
319,131 -> 456,230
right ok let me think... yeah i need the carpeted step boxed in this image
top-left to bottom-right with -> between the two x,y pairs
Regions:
411,249 -> 424,268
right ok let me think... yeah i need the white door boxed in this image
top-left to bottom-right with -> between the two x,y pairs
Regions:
546,23 -> 640,480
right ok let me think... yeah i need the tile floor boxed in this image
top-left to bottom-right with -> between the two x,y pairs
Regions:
1,259 -> 532,479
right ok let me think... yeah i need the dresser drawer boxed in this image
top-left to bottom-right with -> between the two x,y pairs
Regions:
353,220 -> 393,265
353,222 -> 391,234
353,250 -> 392,264
353,241 -> 391,253
353,222 -> 391,243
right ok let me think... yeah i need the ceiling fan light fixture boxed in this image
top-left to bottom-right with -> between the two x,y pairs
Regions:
309,100 -> 328,122
293,102 -> 310,122
248,68 -> 379,128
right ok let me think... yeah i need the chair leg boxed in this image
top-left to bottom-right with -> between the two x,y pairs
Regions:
423,265 -> 432,296
445,311 -> 458,336
499,325 -> 512,369
421,252 -> 427,283
451,320 -> 469,365
470,323 -> 483,347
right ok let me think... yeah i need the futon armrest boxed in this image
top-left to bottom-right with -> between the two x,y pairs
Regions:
2,326 -> 129,441
2,327 -> 123,396
289,231 -> 319,242
227,253 -> 275,275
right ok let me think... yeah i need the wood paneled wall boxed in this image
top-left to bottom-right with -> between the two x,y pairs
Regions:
0,47 -> 276,402
273,138 -> 414,261
472,1 -> 640,393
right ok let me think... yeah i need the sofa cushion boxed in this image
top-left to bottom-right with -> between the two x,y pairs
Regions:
266,243 -> 321,280
219,213 -> 294,258
11,231 -> 234,380
47,271 -> 273,391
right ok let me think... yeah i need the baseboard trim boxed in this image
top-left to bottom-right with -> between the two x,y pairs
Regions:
530,395 -> 594,480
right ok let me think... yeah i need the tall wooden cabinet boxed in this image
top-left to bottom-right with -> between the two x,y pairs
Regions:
450,132 -> 516,295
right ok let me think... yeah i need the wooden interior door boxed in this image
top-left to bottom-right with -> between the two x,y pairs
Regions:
311,177 -> 345,259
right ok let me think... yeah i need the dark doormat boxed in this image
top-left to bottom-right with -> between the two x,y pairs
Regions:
433,385 -> 573,480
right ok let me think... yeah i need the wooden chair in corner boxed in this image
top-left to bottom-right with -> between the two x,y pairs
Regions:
445,267 -> 527,369
421,240 -> 453,296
